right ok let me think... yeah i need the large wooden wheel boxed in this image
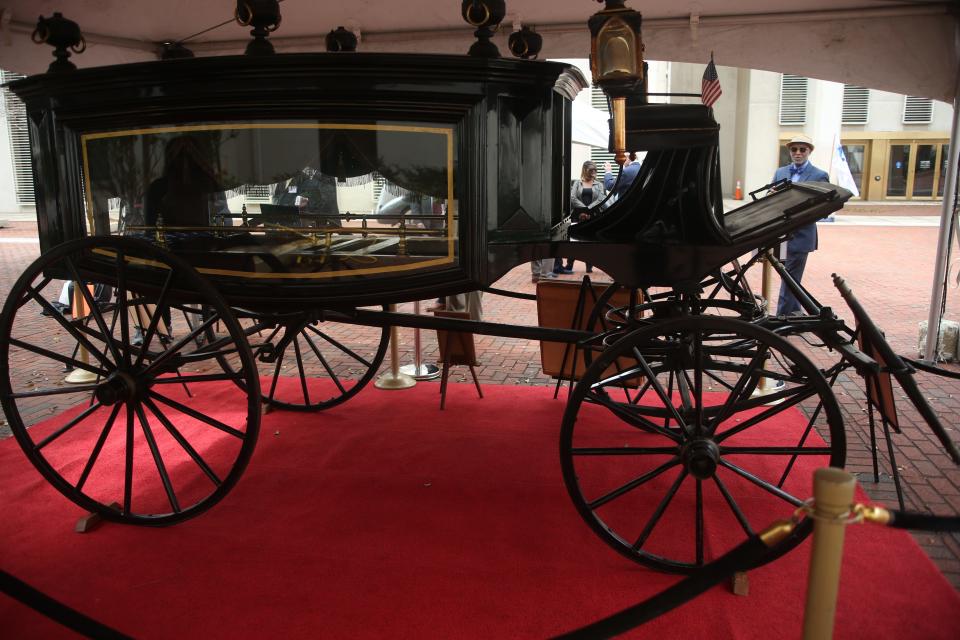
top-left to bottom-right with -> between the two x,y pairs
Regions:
560,315 -> 845,573
0,236 -> 261,525
207,308 -> 389,411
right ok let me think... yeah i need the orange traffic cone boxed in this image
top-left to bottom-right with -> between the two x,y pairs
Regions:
734,180 -> 743,200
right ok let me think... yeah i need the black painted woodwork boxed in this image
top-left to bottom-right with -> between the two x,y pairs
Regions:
9,53 -> 582,309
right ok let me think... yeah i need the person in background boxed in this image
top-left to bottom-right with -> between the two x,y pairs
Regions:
556,160 -> 606,274
531,259 -> 556,284
771,134 -> 829,316
603,152 -> 641,201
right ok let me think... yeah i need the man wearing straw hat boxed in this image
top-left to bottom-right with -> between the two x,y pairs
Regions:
772,134 -> 829,316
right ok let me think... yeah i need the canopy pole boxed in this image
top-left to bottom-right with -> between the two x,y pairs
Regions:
923,72 -> 960,362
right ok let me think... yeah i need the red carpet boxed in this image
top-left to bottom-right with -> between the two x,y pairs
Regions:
1,381 -> 958,639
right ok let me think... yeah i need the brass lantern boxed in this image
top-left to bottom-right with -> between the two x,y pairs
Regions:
588,1 -> 644,166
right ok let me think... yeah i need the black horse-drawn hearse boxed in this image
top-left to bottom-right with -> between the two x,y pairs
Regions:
3,2 -> 957,580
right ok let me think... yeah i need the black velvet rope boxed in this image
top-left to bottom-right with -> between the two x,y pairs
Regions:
888,511 -> 960,532
0,570 -> 133,639
480,286 -> 537,301
551,535 -> 775,640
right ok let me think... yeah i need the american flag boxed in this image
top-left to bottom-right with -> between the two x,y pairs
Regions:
701,55 -> 722,107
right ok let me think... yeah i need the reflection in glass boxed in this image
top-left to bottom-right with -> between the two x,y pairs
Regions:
939,144 -> 950,198
913,144 -> 936,197
82,123 -> 456,279
841,144 -> 865,197
887,145 -> 910,197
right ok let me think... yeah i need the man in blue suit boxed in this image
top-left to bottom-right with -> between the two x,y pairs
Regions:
772,134 -> 829,315
604,153 -> 642,201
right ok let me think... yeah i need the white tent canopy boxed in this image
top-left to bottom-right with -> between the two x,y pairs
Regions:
0,1 -> 956,101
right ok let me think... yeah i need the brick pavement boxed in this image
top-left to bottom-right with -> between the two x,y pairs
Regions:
2,213 -> 960,586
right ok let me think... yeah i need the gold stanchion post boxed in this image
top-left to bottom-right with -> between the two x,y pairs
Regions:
375,304 -> 416,389
399,301 -> 441,380
802,467 -> 857,640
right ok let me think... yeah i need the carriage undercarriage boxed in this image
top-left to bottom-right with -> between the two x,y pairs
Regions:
4,225 -> 924,575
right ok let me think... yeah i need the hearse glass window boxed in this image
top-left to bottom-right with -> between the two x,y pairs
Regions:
81,123 -> 457,279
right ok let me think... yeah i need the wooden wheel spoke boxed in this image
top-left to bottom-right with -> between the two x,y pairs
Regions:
27,287 -> 112,370
720,446 -> 833,455
76,403 -> 123,491
63,256 -> 122,365
695,479 -> 704,566
148,390 -> 246,439
17,276 -> 52,310
9,337 -> 109,378
632,469 -> 688,551
143,314 -> 220,376
702,368 -> 735,391
134,270 -> 176,368
115,249 -> 133,369
586,391 -> 683,443
266,346 -> 284,401
305,324 -> 371,366
586,457 -> 681,510
693,331 -> 705,434
10,383 -> 99,400
35,401 -> 103,450
714,384 -> 816,443
628,377 -> 653,404
292,336 -> 311,405
718,459 -> 804,507
571,446 -> 679,456
135,404 -> 181,514
707,347 -> 769,432
713,473 -> 754,537
777,368 -> 841,488
123,404 -> 134,514
302,329 -> 347,395
143,397 -> 222,487
630,346 -> 688,431
589,363 -> 646,391
152,372 -> 244,385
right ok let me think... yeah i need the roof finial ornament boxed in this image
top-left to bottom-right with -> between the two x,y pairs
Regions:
462,0 -> 506,58
236,0 -> 281,56
32,13 -> 85,73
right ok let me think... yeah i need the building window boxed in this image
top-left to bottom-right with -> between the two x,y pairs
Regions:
1,69 -> 35,205
841,85 -> 869,125
778,74 -> 807,125
903,96 -> 933,124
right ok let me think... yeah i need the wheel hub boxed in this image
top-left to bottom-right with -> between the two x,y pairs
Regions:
95,371 -> 138,405
681,438 -> 720,479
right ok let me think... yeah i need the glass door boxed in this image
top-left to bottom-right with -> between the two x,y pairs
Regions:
885,140 -> 950,200
886,144 -> 910,197
912,144 -> 937,197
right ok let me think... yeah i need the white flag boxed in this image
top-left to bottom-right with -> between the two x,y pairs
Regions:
831,135 -> 860,198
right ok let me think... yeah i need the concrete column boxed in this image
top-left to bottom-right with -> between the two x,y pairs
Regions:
731,68 -> 752,202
